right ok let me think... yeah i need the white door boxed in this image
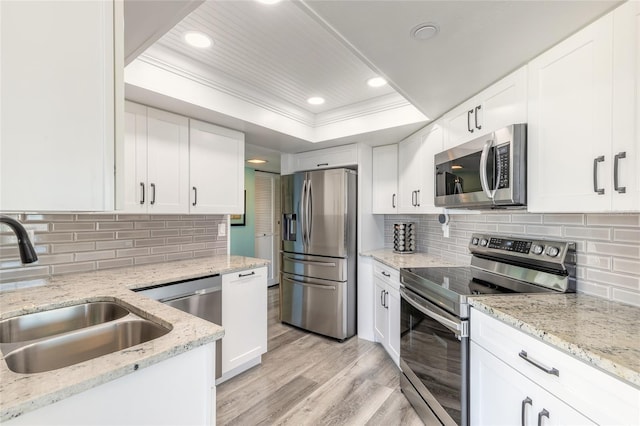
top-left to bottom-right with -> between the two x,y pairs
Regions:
373,278 -> 387,344
146,107 -> 190,214
479,66 -> 528,134
528,13 -> 613,212
443,97 -> 479,149
372,144 -> 398,214
386,286 -> 401,367
189,119 -> 245,214
417,122 -> 444,214
121,102 -> 148,213
254,172 -> 280,286
398,133 -> 422,213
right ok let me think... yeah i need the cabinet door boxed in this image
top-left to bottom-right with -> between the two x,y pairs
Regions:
471,342 -> 595,426
294,144 -> 358,172
146,108 -> 190,214
372,144 -> 398,214
121,102 -> 148,213
373,277 -> 387,344
416,123 -> 444,214
0,1 -> 117,211
479,66 -> 527,134
222,267 -> 268,375
528,14 -> 613,212
398,133 -> 422,213
442,98 -> 479,149
386,286 -> 401,367
612,1 -> 640,211
189,119 -> 245,214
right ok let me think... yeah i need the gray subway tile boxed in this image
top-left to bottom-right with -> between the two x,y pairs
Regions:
97,221 -> 134,231
193,250 -> 216,258
116,230 -> 150,240
576,280 -> 610,299
0,266 -> 50,282
613,228 -> 640,243
151,245 -> 181,255
134,238 -> 166,248
51,222 -> 96,232
116,214 -> 150,221
97,258 -> 134,270
96,240 -> 133,250
167,252 -> 194,261
511,214 -> 543,224
543,214 -> 585,225
51,262 -> 96,275
586,241 -> 639,258
576,254 -> 612,271
612,258 -> 640,275
34,233 -> 74,243
135,221 -> 166,229
35,253 -> 75,265
586,214 -> 640,227
586,269 -> 639,290
611,288 -> 640,308
116,247 -> 150,258
76,214 -> 116,221
180,242 -> 207,251
51,242 -> 95,254
75,250 -> 116,262
151,229 -> 181,238
523,225 -> 563,237
75,231 -> 115,241
24,214 -> 74,222
167,236 -> 192,245
564,227 -> 611,241
181,228 -> 206,236
134,254 -> 166,265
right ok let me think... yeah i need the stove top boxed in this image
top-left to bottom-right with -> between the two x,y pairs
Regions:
399,233 -> 577,318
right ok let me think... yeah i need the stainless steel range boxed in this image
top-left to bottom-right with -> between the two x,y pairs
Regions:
399,233 -> 576,426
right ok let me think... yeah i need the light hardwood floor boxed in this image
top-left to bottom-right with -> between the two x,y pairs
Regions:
216,286 -> 424,426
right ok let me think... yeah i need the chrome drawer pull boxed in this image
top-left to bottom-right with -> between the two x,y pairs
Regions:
381,271 -> 391,277
593,156 -> 605,195
614,152 -> 626,193
519,350 -> 559,376
521,397 -> 532,426
238,271 -> 256,278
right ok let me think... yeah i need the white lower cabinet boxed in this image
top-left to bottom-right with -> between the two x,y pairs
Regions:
471,308 -> 640,426
471,341 -> 594,426
372,261 -> 400,366
6,343 -> 216,426
220,267 -> 268,382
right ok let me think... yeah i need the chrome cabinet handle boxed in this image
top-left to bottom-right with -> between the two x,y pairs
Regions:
192,186 -> 197,206
474,105 -> 482,130
593,156 -> 605,195
140,182 -> 145,205
614,152 -> 626,193
317,163 -> 328,167
392,193 -> 396,209
150,183 -> 156,205
537,409 -> 550,426
415,190 -> 420,207
521,397 -> 532,426
238,271 -> 256,278
467,109 -> 474,133
380,289 -> 385,307
384,290 -> 389,309
381,271 -> 391,277
519,351 -> 559,376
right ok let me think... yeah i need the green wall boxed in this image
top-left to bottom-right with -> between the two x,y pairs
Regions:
230,167 -> 255,257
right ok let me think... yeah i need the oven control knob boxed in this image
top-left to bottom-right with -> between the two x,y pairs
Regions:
532,244 -> 544,255
479,238 -> 488,247
471,237 -> 479,245
546,246 -> 560,257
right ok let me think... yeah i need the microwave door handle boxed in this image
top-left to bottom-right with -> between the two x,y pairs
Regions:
493,144 -> 502,196
479,139 -> 495,200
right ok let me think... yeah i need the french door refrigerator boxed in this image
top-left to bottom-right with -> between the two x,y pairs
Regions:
280,168 -> 357,340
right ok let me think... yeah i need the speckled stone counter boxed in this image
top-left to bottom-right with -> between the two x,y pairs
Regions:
361,248 -> 459,269
0,255 -> 269,422
469,294 -> 640,388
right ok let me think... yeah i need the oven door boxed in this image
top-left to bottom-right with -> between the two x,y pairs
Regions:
400,286 -> 469,426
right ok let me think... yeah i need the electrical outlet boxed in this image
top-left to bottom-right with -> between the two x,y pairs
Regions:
218,223 -> 226,237
442,223 -> 450,238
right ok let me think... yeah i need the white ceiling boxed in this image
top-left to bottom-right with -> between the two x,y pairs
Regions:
124,0 -> 622,171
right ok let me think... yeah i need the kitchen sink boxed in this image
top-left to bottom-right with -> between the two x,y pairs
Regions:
0,302 -> 129,343
0,301 -> 171,374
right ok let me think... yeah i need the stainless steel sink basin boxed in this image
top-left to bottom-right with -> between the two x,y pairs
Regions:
0,302 -> 129,343
0,301 -> 171,374
3,318 -> 170,374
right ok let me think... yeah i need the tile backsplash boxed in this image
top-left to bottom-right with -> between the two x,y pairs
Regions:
0,213 -> 228,287
385,212 -> 640,307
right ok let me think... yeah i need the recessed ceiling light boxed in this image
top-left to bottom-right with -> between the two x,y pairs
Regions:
367,77 -> 387,88
247,159 -> 268,164
184,31 -> 212,48
307,97 -> 325,105
256,0 -> 282,4
410,23 -> 439,41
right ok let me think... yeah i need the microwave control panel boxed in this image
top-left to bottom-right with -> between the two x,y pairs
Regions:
497,143 -> 510,189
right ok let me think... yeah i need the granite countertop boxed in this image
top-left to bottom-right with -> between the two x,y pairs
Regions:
469,294 -> 640,389
0,255 -> 269,422
361,248 -> 459,270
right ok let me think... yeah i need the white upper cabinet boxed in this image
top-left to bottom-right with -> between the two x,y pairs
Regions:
119,102 -> 189,214
189,119 -> 245,214
528,2 -> 639,212
0,1 -> 122,211
281,144 -> 358,174
443,66 -> 527,150
398,122 -> 444,214
372,144 -> 399,214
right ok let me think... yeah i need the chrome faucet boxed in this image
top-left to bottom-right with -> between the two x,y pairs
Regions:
0,215 -> 38,264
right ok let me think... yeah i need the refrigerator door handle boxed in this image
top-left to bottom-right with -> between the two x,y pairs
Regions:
307,180 -> 313,243
300,179 -> 307,246
283,275 -> 337,291
282,255 -> 337,267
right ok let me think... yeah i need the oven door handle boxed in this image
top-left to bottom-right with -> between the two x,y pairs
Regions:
400,288 -> 467,337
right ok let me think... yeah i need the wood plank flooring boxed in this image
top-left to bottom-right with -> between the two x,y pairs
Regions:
217,286 -> 424,426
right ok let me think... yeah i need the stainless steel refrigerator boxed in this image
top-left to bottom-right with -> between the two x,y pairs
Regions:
280,168 -> 357,340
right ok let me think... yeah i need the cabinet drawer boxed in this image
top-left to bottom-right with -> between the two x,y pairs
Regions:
373,261 -> 400,290
471,308 -> 640,425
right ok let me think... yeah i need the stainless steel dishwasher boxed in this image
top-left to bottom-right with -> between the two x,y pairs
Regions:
134,275 -> 222,378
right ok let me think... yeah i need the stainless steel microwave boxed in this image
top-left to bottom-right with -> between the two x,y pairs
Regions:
434,124 -> 526,209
